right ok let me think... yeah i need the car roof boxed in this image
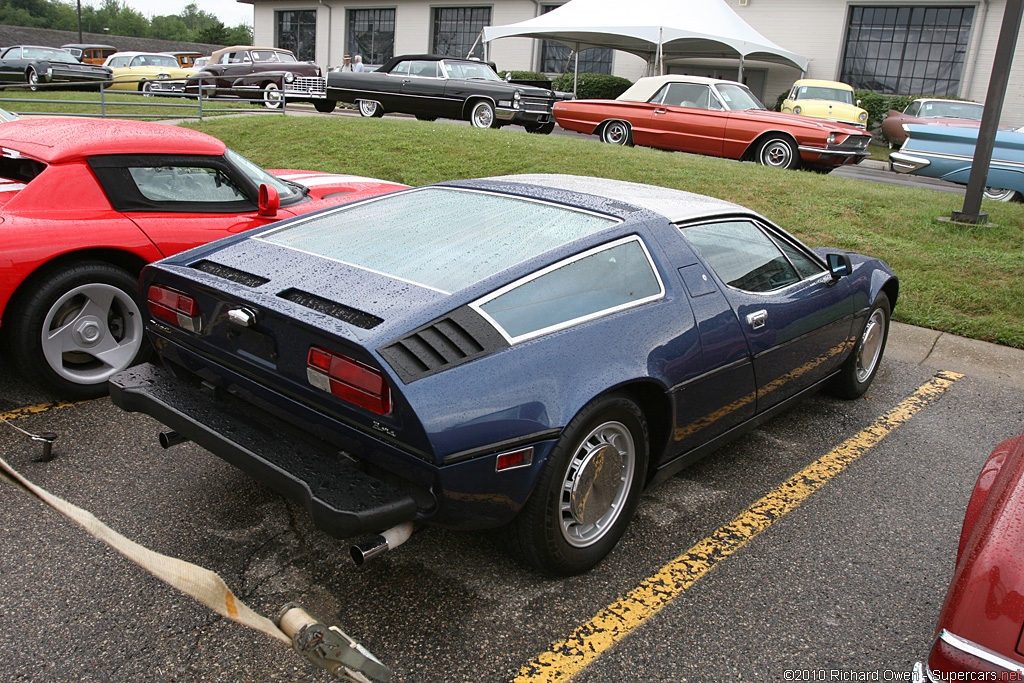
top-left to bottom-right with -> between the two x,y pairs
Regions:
108,51 -> 174,58
0,118 -> 225,163
61,43 -> 116,49
481,174 -> 746,223
617,75 -> 740,103
379,54 -> 495,71
794,79 -> 854,90
208,45 -> 293,62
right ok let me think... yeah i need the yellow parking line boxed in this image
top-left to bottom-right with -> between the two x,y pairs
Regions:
0,399 -> 93,423
514,370 -> 965,683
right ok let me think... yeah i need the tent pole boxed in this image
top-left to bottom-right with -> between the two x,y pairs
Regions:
658,27 -> 664,75
573,43 -> 580,96
467,30 -> 483,59
738,54 -> 745,82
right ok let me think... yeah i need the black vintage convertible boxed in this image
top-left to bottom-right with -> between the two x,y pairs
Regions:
0,45 -> 111,89
325,54 -> 557,133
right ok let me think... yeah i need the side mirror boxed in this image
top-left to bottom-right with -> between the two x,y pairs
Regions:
826,253 -> 853,280
505,72 -> 513,82
856,98 -> 862,106
258,183 -> 280,217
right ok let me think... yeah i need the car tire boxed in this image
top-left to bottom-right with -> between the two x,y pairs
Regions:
313,99 -> 337,113
414,114 -> 437,122
757,136 -> 800,170
469,100 -> 499,129
829,292 -> 890,399
982,187 -> 1021,202
26,66 -> 39,91
140,80 -> 153,96
262,82 -> 283,109
8,262 -> 149,399
358,100 -> 384,118
503,393 -> 649,576
600,120 -> 633,146
525,121 -> 555,134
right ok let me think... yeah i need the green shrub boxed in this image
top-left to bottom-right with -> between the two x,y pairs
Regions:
551,73 -> 633,99
497,70 -> 549,84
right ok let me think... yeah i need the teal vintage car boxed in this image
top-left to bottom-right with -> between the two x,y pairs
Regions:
890,123 -> 1024,202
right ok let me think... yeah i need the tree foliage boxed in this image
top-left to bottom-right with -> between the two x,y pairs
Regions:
0,0 -> 254,44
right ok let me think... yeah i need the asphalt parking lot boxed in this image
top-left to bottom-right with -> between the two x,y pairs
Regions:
2,322 -> 1022,683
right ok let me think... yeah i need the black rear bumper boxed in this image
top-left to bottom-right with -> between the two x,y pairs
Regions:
110,363 -> 421,539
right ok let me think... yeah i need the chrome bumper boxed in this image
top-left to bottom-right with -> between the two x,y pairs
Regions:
889,151 -> 932,174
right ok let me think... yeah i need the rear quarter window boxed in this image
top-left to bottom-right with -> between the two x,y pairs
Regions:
474,235 -> 664,343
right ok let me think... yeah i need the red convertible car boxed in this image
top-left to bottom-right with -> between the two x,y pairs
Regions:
915,432 -> 1024,680
0,118 -> 404,398
553,75 -> 872,172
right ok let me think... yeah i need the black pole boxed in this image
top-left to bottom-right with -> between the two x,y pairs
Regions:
951,0 -> 1023,224
77,0 -> 82,43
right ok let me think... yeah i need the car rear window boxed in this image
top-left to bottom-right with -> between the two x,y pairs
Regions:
259,187 -> 619,293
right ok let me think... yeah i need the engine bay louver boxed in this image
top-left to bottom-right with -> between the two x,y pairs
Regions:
190,260 -> 270,288
378,306 -> 509,384
278,288 -> 383,330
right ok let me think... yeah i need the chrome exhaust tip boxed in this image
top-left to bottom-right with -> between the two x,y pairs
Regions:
158,430 -> 189,449
350,522 -> 414,566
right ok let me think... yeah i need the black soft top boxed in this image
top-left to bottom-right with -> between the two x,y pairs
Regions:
378,54 -> 498,73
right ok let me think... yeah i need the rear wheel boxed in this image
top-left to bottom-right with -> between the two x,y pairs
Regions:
503,393 -> 648,575
8,262 -> 148,399
982,187 -> 1020,202
358,100 -> 383,118
601,120 -> 632,146
757,136 -> 800,170
262,82 -> 283,109
829,292 -> 890,399
313,99 -> 337,113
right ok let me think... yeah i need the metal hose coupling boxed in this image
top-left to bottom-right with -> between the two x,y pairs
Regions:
276,603 -> 392,682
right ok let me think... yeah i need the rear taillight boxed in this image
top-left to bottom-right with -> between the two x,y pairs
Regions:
307,346 -> 392,415
148,285 -> 202,333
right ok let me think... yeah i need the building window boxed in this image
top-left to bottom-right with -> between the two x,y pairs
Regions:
840,5 -> 974,96
539,5 -> 611,74
432,7 -> 491,59
348,9 -> 395,66
276,10 -> 316,62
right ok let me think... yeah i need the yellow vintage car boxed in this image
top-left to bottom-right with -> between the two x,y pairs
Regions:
781,79 -> 869,129
102,51 -> 194,92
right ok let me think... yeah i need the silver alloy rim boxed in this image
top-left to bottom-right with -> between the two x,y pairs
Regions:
471,102 -> 493,128
40,282 -> 143,385
359,101 -> 377,117
761,140 -> 793,168
855,307 -> 886,383
603,122 -> 628,144
559,420 -> 635,548
983,187 -> 1018,202
27,68 -> 38,90
263,83 -> 282,109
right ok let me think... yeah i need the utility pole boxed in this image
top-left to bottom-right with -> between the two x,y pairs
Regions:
951,0 -> 1023,224
77,0 -> 83,43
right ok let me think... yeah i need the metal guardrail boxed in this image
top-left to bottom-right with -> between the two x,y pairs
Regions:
0,78 -> 289,120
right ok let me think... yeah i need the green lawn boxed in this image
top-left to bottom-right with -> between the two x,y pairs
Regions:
184,115 -> 1024,348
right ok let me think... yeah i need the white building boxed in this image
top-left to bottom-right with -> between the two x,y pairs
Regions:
242,0 -> 1024,125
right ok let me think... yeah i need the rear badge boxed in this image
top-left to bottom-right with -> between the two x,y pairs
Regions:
228,307 -> 258,328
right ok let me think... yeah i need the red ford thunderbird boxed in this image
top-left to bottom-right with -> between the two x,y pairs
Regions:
553,75 -> 872,172
915,432 -> 1024,680
0,118 -> 405,398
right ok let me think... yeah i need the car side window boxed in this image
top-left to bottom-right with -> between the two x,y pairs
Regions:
391,61 -> 412,75
4,47 -> 20,59
128,166 -> 248,204
476,236 -> 664,342
410,60 -> 438,77
682,220 -> 802,293
904,101 -> 921,116
652,83 -> 712,109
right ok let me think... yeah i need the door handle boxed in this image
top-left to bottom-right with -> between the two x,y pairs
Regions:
746,310 -> 767,330
654,108 -> 667,115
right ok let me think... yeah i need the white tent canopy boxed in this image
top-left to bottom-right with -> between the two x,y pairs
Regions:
482,0 -> 808,74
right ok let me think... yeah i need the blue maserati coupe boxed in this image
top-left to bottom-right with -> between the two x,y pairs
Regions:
110,174 -> 898,575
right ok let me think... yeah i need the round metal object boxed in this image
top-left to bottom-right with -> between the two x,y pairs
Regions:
759,138 -> 796,169
470,101 -> 495,128
982,187 -> 1019,202
601,121 -> 631,145
262,82 -> 283,109
855,306 -> 887,383
559,420 -> 635,548
40,282 -> 143,385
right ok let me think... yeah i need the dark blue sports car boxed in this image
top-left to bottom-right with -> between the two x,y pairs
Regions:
110,175 -> 898,575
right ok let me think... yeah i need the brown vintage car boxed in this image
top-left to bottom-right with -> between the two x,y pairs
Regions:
881,98 -> 985,147
553,75 -> 871,173
61,43 -> 117,65
189,45 -> 329,110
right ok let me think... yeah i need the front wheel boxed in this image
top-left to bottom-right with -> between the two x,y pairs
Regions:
601,120 -> 633,146
503,393 -> 648,575
313,99 -> 337,113
757,136 -> 800,170
982,187 -> 1020,202
469,100 -> 498,129
524,121 -> 555,134
262,82 -> 283,109
358,100 -> 384,118
26,66 -> 39,91
829,292 -> 890,399
8,262 -> 148,399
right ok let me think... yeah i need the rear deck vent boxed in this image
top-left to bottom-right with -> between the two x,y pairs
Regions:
278,288 -> 383,330
191,260 -> 270,288
378,306 -> 509,383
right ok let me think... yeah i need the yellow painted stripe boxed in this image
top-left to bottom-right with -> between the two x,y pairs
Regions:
514,371 -> 965,683
0,399 -> 93,423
